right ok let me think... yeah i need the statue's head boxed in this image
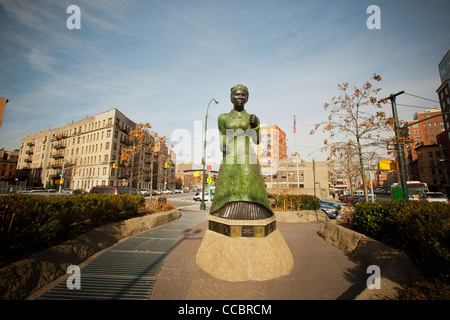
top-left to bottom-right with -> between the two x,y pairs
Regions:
230,84 -> 249,108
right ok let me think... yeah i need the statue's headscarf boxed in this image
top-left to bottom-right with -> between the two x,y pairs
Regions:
230,84 -> 249,96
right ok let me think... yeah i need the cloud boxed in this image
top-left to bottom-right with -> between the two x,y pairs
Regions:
27,47 -> 57,73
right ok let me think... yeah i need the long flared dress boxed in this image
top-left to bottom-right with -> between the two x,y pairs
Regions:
209,108 -> 274,220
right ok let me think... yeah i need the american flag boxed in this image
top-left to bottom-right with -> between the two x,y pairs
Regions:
293,115 -> 296,133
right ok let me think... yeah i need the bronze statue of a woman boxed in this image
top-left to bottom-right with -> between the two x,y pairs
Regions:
209,84 -> 274,220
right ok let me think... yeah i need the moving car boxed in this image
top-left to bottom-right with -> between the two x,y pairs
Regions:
193,187 -> 215,201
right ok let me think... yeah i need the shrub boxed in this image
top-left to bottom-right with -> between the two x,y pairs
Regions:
269,194 -> 320,211
351,200 -> 450,283
0,193 -> 146,266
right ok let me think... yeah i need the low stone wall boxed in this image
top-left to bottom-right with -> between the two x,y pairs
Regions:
0,209 -> 181,300
274,210 -> 329,223
317,221 -> 423,300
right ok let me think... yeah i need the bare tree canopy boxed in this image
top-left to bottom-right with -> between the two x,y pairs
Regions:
310,73 -> 394,202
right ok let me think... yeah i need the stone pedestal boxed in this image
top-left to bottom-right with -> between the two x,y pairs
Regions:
195,215 -> 293,282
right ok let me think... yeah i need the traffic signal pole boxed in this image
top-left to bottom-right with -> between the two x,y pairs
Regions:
387,91 -> 409,200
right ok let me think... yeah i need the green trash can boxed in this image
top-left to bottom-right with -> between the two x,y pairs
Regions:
391,187 -> 404,200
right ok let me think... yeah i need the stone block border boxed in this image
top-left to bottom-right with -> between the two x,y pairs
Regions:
0,209 -> 181,300
274,210 -> 329,223
317,221 -> 424,300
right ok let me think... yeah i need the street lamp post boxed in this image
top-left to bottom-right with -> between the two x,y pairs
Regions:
200,98 -> 219,210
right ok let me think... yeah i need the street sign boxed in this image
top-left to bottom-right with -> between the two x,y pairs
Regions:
207,165 -> 211,170
207,177 -> 212,183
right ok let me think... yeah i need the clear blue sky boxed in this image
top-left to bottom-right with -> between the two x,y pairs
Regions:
1,0 -> 449,163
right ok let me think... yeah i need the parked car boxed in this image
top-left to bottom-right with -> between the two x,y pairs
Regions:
420,192 -> 448,203
320,205 -> 338,219
139,188 -> 151,196
350,194 -> 377,205
341,194 -> 352,203
89,186 -> 141,195
61,188 -> 73,195
72,189 -> 86,195
319,199 -> 341,211
24,188 -> 59,196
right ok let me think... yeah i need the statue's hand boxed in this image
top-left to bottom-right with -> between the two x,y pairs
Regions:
249,114 -> 258,128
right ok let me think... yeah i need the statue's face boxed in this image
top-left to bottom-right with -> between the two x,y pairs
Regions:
231,89 -> 248,108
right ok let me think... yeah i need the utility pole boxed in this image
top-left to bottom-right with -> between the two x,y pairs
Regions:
387,91 -> 408,200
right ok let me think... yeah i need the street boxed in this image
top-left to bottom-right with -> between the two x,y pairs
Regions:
156,192 -> 212,211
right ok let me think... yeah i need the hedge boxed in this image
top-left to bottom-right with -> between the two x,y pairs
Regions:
351,200 -> 450,282
269,194 -> 320,211
0,194 -> 146,266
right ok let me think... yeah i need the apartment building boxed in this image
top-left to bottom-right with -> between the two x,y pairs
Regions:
258,124 -> 287,177
0,148 -> 19,181
435,49 -> 450,193
413,144 -> 446,192
404,108 -> 445,161
16,108 -> 173,191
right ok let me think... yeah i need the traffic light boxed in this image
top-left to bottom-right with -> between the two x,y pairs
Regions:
164,161 -> 170,168
112,162 -> 118,168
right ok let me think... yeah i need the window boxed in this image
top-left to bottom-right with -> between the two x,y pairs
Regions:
106,142 -> 110,150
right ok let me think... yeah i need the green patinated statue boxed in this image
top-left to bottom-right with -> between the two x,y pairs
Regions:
210,84 -> 274,220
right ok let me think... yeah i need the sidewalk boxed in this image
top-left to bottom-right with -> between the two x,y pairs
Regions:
150,211 -> 368,300
34,208 -> 369,300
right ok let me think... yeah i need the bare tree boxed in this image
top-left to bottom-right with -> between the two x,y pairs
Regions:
332,141 -> 360,194
120,123 -> 167,202
310,73 -> 393,202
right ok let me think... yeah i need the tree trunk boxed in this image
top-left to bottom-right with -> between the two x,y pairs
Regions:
356,138 -> 369,202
